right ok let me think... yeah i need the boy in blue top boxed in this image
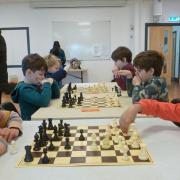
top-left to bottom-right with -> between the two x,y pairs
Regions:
11,54 -> 60,120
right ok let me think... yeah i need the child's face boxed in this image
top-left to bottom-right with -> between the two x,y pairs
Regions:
27,69 -> 45,84
115,58 -> 127,69
48,63 -> 60,73
135,67 -> 154,82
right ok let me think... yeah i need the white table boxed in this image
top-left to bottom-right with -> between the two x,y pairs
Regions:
1,118 -> 180,180
32,82 -> 134,120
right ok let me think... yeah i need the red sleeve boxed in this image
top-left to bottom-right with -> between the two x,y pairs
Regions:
138,99 -> 180,123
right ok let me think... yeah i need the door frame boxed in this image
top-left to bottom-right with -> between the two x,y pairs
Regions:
145,23 -> 180,50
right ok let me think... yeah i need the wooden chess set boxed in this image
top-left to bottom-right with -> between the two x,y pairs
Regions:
16,119 -> 153,167
60,83 -> 121,109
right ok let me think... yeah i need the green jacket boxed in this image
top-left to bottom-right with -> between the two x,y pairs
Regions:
132,77 -> 169,103
11,81 -> 60,120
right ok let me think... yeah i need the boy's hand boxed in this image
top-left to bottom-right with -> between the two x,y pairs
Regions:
0,128 -> 19,143
41,78 -> 54,85
114,70 -> 132,78
132,75 -> 141,86
119,104 -> 142,133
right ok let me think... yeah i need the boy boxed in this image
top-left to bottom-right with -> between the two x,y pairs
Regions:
119,99 -> 180,133
132,50 -> 168,103
44,54 -> 69,88
111,46 -> 135,96
11,53 -> 60,120
0,109 -> 22,155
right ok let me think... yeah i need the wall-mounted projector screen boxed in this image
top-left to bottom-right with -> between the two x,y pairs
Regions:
52,21 -> 111,60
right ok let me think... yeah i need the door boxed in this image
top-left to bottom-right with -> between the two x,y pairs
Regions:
148,26 -> 173,86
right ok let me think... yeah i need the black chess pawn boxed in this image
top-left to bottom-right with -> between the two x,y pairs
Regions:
48,138 -> 55,151
48,118 -> 54,130
58,124 -> 63,136
24,145 -> 33,162
64,137 -> 71,150
79,129 -> 85,141
42,148 -> 49,164
80,92 -> 83,101
62,97 -> 66,107
53,125 -> 60,141
69,100 -> 73,108
59,119 -> 64,129
77,97 -> 82,106
33,133 -> 41,151
42,120 -> 47,129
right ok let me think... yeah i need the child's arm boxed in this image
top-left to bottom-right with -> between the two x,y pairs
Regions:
0,136 -> 7,155
7,111 -> 22,136
139,99 -> 180,123
119,99 -> 180,133
51,80 -> 60,99
51,67 -> 67,82
119,103 -> 142,133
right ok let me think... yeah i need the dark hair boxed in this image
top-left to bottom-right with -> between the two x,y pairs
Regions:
111,46 -> 132,63
22,53 -> 47,75
1,102 -> 19,114
53,41 -> 60,48
133,50 -> 164,76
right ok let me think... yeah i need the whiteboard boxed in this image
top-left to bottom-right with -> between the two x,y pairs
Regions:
52,21 -> 111,60
1,28 -> 30,66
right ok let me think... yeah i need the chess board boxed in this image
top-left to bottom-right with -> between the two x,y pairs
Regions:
17,124 -> 153,167
61,95 -> 121,108
63,83 -> 120,94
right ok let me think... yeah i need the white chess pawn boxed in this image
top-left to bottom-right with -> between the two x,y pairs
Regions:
138,143 -> 148,161
113,131 -> 120,144
9,140 -> 17,154
122,145 -> 129,161
131,136 -> 139,149
91,133 -> 98,151
119,140 -> 126,153
102,134 -> 111,149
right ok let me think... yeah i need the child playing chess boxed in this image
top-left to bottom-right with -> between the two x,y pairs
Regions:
0,109 -> 22,155
132,50 -> 168,103
111,46 -> 135,96
44,54 -> 69,89
119,99 -> 180,133
11,53 -> 60,120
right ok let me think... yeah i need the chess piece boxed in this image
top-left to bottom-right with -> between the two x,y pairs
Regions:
90,133 -> 98,151
59,119 -> 64,129
48,118 -> 54,130
42,148 -> 49,164
48,138 -> 55,151
138,143 -> 148,161
64,137 -> 71,150
122,145 -> 129,161
80,92 -> 83,101
102,134 -> 111,149
53,125 -> 60,141
79,129 -> 85,141
24,145 -> 33,162
9,140 -> 17,154
33,134 -> 41,151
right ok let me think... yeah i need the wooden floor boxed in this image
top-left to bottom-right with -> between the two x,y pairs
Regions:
1,81 -> 180,114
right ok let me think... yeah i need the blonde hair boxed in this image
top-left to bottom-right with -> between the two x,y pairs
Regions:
44,54 -> 61,68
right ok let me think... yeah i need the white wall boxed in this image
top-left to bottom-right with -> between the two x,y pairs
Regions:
0,0 -> 154,82
163,0 -> 180,22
